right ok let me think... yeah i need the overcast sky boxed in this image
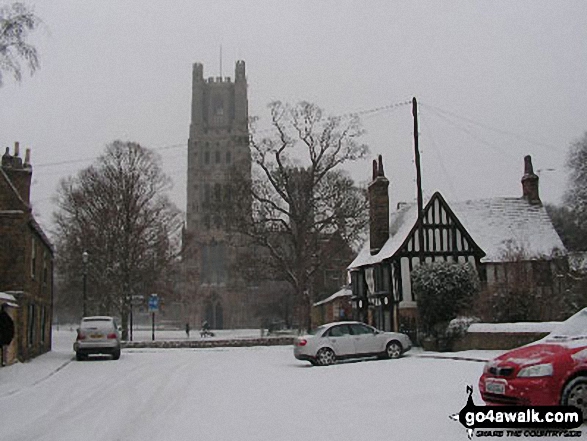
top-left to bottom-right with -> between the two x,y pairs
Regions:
1,0 -> 586,232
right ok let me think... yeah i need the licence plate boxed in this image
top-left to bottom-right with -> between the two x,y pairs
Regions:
486,380 -> 505,394
90,333 -> 103,339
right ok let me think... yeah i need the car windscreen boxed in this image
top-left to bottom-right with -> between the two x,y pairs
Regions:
549,309 -> 587,338
80,320 -> 114,331
308,325 -> 327,336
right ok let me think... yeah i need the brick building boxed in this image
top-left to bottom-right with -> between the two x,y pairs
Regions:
0,143 -> 54,364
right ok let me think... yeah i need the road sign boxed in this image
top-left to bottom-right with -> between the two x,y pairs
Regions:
148,294 -> 159,312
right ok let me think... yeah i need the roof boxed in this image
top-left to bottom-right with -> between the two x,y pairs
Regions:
348,194 -> 566,269
0,292 -> 18,308
451,197 -> 565,262
313,286 -> 352,307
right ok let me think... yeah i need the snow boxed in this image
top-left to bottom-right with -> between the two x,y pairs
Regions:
450,198 -> 566,262
313,286 -> 352,306
348,194 -> 566,269
468,322 -> 562,334
0,329 -> 580,440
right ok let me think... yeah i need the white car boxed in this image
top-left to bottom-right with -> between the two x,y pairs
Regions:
73,316 -> 121,361
294,321 -> 412,366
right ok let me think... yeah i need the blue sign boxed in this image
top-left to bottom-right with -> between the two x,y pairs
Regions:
148,294 -> 159,312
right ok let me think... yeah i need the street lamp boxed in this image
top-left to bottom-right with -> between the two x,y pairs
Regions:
82,251 -> 89,317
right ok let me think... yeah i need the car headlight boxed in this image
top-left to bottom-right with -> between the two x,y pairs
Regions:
517,363 -> 553,378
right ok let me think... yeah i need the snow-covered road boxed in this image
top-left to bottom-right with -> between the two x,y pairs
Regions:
0,330 -> 570,440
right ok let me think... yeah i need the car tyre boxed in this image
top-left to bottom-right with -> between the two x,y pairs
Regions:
561,377 -> 587,419
316,348 -> 336,366
75,351 -> 85,361
385,341 -> 403,359
112,349 -> 121,360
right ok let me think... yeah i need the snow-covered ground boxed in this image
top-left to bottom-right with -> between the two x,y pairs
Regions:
0,329 -> 579,440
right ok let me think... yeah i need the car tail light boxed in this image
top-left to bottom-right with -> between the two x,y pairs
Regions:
297,339 -> 307,346
77,332 -> 86,341
107,333 -> 117,339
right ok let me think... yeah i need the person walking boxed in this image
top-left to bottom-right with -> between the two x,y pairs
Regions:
185,322 -> 190,338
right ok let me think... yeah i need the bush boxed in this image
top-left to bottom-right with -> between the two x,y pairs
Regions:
412,261 -> 480,338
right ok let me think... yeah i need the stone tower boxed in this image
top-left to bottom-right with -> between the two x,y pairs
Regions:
184,60 -> 252,329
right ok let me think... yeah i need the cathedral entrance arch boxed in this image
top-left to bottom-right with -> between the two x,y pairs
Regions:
204,293 -> 224,330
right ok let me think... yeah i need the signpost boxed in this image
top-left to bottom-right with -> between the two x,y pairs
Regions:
148,294 -> 159,341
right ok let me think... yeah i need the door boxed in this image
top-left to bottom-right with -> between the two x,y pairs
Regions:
349,323 -> 382,355
324,324 -> 355,356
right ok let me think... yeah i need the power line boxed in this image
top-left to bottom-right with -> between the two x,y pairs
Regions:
31,100 -> 412,170
419,102 -> 565,154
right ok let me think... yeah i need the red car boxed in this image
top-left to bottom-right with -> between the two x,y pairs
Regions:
479,307 -> 587,416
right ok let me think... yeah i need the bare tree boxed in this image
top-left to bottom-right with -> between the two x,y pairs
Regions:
53,141 -> 183,338
0,2 -> 40,86
221,101 -> 369,329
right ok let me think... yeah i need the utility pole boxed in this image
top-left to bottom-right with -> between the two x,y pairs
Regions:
412,97 -> 424,262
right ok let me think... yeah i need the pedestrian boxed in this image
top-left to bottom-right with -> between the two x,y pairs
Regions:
185,322 -> 190,338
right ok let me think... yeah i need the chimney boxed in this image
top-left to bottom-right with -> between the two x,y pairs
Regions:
368,155 -> 390,255
521,155 -> 540,205
2,142 -> 33,204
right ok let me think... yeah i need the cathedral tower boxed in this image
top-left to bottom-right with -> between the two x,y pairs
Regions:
184,60 -> 252,328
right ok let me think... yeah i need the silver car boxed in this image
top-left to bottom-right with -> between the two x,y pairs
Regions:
73,316 -> 121,361
294,321 -> 412,366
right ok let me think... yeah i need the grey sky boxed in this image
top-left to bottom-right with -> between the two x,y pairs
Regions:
1,1 -> 586,232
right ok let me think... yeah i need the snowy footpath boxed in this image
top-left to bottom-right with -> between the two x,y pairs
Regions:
0,329 -> 580,441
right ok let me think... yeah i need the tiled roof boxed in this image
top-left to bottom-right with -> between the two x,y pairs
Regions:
348,195 -> 566,269
450,197 -> 565,262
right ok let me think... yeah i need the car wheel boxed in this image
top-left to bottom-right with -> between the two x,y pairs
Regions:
562,377 -> 587,418
75,352 -> 85,361
316,348 -> 336,366
385,341 -> 403,359
112,349 -> 121,360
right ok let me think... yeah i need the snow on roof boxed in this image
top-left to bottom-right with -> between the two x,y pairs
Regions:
348,195 -> 566,269
348,203 -> 418,269
450,197 -> 566,262
313,287 -> 352,307
0,291 -> 18,307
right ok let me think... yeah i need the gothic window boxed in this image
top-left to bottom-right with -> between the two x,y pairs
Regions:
204,151 -> 210,164
204,184 -> 211,204
213,96 -> 224,116
201,241 -> 227,284
215,151 -> 221,164
203,214 -> 211,229
214,183 -> 221,201
226,151 -> 231,164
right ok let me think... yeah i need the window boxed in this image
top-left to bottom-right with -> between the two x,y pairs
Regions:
349,324 -> 375,335
214,183 -> 221,201
201,241 -> 227,284
327,325 -> 351,337
28,303 -> 35,346
31,237 -> 36,279
43,252 -> 48,293
204,151 -> 210,164
226,151 -> 231,164
40,307 -> 46,344
215,151 -> 221,164
204,184 -> 211,203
